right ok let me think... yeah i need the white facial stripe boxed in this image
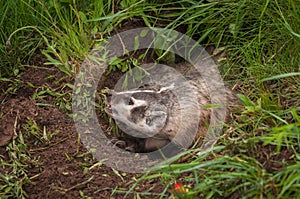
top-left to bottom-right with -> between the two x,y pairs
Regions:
132,98 -> 147,106
116,90 -> 156,95
115,83 -> 175,95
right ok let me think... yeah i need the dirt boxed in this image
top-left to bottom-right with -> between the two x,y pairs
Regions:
0,66 -> 165,198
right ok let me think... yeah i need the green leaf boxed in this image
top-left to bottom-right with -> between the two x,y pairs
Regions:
134,35 -> 140,51
261,72 -> 300,82
237,94 -> 254,107
140,29 -> 149,37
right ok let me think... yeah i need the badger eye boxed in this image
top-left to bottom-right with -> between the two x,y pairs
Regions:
127,97 -> 134,105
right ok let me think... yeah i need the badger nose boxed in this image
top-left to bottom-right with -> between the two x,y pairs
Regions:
105,88 -> 115,103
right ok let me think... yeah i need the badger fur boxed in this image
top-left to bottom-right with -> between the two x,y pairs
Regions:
105,62 -> 237,152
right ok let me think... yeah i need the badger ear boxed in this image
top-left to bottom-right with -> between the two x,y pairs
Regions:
146,110 -> 167,131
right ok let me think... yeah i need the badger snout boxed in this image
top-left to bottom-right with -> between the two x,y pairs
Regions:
104,89 -> 115,116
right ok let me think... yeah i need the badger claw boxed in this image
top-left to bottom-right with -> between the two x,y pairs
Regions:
125,146 -> 136,152
110,137 -> 126,148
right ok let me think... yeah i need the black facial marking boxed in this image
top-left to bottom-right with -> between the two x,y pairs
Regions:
127,97 -> 134,105
130,106 -> 147,122
146,117 -> 151,125
121,96 -> 134,106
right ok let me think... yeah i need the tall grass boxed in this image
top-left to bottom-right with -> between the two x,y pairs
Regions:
0,0 -> 45,76
0,0 -> 114,77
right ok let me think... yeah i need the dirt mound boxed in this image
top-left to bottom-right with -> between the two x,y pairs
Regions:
0,67 -> 163,198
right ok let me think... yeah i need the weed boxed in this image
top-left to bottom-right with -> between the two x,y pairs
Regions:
0,133 -> 30,198
260,109 -> 300,153
24,120 -> 60,145
31,84 -> 72,111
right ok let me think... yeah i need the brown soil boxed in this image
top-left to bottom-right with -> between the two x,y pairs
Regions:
0,66 -> 164,198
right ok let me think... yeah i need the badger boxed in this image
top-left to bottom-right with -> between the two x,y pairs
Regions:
104,62 -> 237,152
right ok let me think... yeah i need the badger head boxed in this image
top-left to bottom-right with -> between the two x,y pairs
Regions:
105,84 -> 176,139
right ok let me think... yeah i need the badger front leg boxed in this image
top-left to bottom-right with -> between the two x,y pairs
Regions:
144,137 -> 170,151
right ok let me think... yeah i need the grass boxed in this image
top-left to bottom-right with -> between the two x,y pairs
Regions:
0,0 -> 300,198
0,133 -> 30,198
127,103 -> 300,198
